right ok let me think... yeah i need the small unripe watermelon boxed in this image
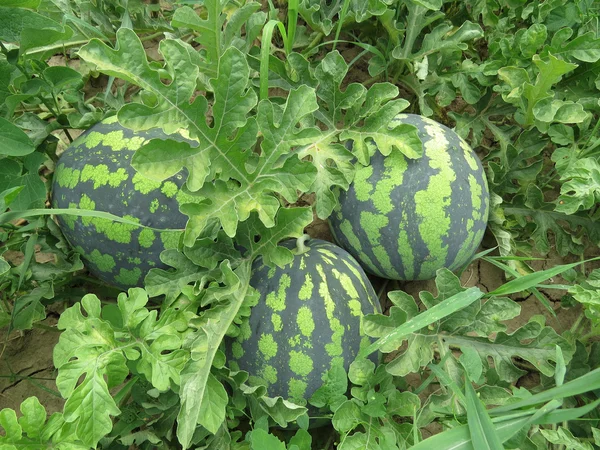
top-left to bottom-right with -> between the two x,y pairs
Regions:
226,237 -> 381,407
329,114 -> 489,281
52,116 -> 194,288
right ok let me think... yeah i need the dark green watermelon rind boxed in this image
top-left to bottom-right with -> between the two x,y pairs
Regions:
51,116 -> 196,288
226,239 -> 382,407
329,114 -> 490,281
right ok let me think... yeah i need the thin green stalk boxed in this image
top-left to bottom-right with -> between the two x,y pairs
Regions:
285,0 -> 299,54
333,0 -> 351,51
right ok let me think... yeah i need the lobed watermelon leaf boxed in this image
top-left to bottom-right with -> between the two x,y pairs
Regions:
53,289 -> 193,447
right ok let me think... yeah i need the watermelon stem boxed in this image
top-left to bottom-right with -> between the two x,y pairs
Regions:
293,233 -> 312,255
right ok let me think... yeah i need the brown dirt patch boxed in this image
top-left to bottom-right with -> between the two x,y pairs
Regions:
0,318 -> 63,414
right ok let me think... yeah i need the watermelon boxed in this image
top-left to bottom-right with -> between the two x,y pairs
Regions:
225,237 -> 381,408
329,113 -> 489,281
51,116 -> 195,288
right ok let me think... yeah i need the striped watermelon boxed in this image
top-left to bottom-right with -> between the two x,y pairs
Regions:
226,237 -> 381,407
329,114 -> 489,281
52,116 -> 195,288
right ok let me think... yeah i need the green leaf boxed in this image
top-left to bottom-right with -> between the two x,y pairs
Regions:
0,6 -> 63,42
11,284 -> 48,330
146,208 -> 312,304
464,380 -> 504,450
289,429 -> 312,450
488,255 -> 598,296
504,185 -> 600,256
62,370 -> 121,447
555,158 -> 600,214
523,54 -> 577,126
17,397 -> 46,439
359,286 -> 484,359
413,21 -> 484,60
197,374 -> 228,434
259,396 -> 308,427
0,118 -> 35,157
460,347 -> 483,382
176,262 -> 251,449
79,28 -> 201,135
0,186 -> 24,214
54,289 -> 191,447
443,319 -> 574,382
309,364 -> 348,409
332,400 -> 362,433
2,0 -> 41,7
547,31 -> 600,63
540,427 -> 594,450
248,428 -> 286,450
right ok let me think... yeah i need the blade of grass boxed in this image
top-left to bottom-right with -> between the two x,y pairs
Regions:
333,0 -> 351,51
464,380 -> 504,450
0,208 -> 183,232
358,287 -> 484,358
284,0 -> 298,54
16,232 -> 37,290
536,398 -> 600,423
487,257 -> 600,296
412,399 -> 586,450
483,256 -> 556,317
260,19 -> 281,101
491,367 -> 600,415
411,415 -> 530,450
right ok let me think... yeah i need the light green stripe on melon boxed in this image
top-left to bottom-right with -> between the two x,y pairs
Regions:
348,299 -> 362,318
414,124 -> 455,278
83,131 -> 105,149
288,379 -> 308,403
320,255 -> 334,266
340,258 -> 368,293
299,256 -> 306,270
298,273 -> 314,300
89,214 -> 139,244
272,313 -> 283,332
468,174 -> 483,221
87,249 -> 116,272
317,249 -> 339,262
353,165 -> 374,201
460,138 -> 479,171
232,341 -> 244,358
359,211 -> 399,278
63,204 -> 78,230
132,172 -> 162,194
331,268 -> 359,298
261,365 -> 278,384
315,265 -> 344,358
80,164 -> 128,189
451,225 -> 484,270
79,194 -> 96,226
297,306 -> 315,337
115,267 -> 142,286
138,228 -> 156,248
338,219 -> 377,274
149,199 -> 160,213
161,181 -> 178,198
266,273 -> 290,312
398,209 -> 415,280
288,334 -> 301,347
258,334 -> 278,360
372,149 -> 407,214
55,165 -> 80,189
239,321 -> 252,341
289,350 -> 313,377
160,231 -> 181,249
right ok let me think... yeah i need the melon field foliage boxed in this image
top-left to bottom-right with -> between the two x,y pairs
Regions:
1,1 -> 600,449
